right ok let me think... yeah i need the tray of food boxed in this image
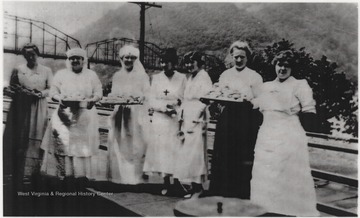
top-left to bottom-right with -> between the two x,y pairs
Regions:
201,86 -> 251,104
60,95 -> 91,108
100,95 -> 143,105
61,93 -> 90,101
6,84 -> 42,97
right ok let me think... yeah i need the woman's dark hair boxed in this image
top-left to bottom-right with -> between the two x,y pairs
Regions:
183,52 -> 192,64
21,43 -> 40,56
183,51 -> 205,67
272,50 -> 295,67
161,48 -> 178,65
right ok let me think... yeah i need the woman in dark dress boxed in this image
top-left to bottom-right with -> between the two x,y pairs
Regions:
205,41 -> 263,199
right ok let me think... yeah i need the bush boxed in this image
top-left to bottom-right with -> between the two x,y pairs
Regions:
252,39 -> 357,136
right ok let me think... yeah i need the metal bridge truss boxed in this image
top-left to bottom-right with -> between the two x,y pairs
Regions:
3,13 -> 224,71
85,37 -> 164,68
3,13 -> 81,59
85,37 -> 226,72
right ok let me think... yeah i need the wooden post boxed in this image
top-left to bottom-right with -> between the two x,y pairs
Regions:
130,2 -> 161,64
14,16 -> 18,51
106,41 -> 109,61
113,40 -> 116,61
66,36 -> 69,51
29,20 -> 32,43
139,3 -> 145,64
42,22 -> 45,54
54,35 -> 57,57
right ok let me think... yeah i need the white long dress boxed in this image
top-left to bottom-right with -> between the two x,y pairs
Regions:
173,69 -> 213,183
107,67 -> 150,184
40,68 -> 102,179
143,71 -> 186,176
251,76 -> 319,216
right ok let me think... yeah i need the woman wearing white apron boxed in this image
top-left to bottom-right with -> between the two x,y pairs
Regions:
173,51 -> 212,198
251,50 -> 319,216
144,48 -> 187,195
41,48 -> 102,188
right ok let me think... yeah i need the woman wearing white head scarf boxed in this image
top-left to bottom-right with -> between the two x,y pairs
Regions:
40,48 -> 103,186
106,45 -> 150,185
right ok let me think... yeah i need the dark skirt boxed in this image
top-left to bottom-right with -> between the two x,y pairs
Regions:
207,101 -> 263,199
3,93 -> 36,187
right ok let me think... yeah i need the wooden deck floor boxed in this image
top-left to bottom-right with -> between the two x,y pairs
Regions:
2,98 -> 357,216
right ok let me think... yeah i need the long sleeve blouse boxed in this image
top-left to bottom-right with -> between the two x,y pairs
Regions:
50,68 -> 103,100
218,67 -> 263,99
253,76 -> 316,115
11,63 -> 53,97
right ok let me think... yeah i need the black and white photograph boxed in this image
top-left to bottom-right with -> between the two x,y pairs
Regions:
2,0 -> 358,216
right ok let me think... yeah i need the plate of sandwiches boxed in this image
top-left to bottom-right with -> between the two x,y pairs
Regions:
201,87 -> 250,104
61,95 -> 90,108
100,95 -> 143,105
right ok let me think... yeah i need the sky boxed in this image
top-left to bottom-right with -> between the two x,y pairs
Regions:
2,0 -> 357,36
3,1 -> 125,35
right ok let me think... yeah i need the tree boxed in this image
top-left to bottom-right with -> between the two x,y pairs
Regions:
252,39 -> 357,136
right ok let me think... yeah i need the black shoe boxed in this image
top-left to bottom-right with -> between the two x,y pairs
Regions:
183,188 -> 203,199
75,177 -> 89,190
142,174 -> 149,180
184,191 -> 202,199
161,188 -> 169,196
161,184 -> 188,197
173,186 -> 189,198
161,176 -> 172,196
198,190 -> 214,198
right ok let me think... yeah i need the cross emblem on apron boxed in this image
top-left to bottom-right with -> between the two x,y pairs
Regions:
164,89 -> 170,96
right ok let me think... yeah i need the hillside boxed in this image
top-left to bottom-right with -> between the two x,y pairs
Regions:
74,2 -> 276,54
236,3 -> 358,81
73,2 -> 357,81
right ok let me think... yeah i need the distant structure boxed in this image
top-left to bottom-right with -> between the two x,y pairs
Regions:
3,13 -> 81,59
130,2 -> 162,64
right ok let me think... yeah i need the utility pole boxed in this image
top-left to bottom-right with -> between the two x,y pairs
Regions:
131,2 -> 161,64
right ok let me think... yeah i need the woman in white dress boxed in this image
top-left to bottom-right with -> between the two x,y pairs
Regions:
106,45 -> 150,185
40,48 -> 102,187
4,43 -> 53,190
144,48 -> 187,195
251,50 -> 320,216
173,51 -> 212,197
